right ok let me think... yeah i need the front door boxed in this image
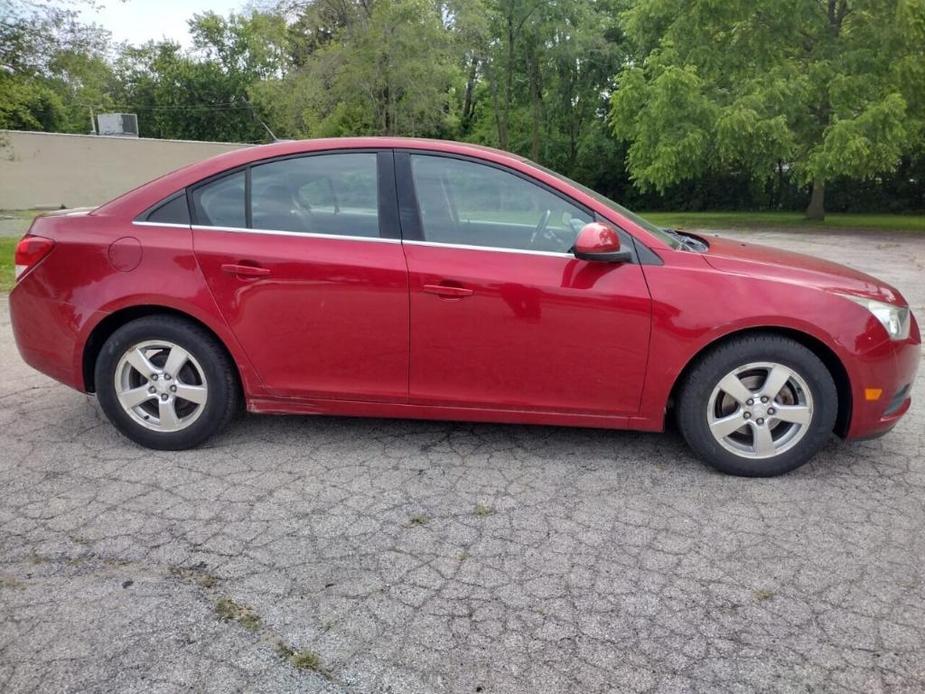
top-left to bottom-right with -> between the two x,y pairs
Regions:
399,152 -> 652,415
192,150 -> 409,402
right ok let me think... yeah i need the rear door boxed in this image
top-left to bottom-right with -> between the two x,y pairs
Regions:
192,150 -> 409,402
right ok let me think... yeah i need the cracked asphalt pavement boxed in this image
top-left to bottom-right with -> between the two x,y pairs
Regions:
1,229 -> 924,693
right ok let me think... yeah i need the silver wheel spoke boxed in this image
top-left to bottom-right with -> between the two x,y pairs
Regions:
752,424 -> 775,457
717,373 -> 754,405
158,399 -> 181,430
125,348 -> 158,378
709,412 -> 747,438
118,386 -> 155,409
174,383 -> 207,404
761,365 -> 792,400
773,404 -> 811,425
163,346 -> 190,377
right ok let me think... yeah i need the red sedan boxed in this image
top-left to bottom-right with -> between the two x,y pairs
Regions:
9,138 -> 920,476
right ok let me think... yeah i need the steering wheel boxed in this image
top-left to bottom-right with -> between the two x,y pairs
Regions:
529,209 -> 552,247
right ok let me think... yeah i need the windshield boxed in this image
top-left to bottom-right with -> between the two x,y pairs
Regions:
528,162 -> 683,250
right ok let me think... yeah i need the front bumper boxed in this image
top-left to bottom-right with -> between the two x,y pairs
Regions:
845,314 -> 921,440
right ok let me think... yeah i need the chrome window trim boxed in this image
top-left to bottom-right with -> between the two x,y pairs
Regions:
132,221 -> 192,229
402,239 -> 573,259
134,221 -> 574,255
189,223 -> 401,244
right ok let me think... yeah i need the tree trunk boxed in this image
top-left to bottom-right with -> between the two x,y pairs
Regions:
486,60 -> 505,148
805,179 -> 826,220
527,45 -> 542,163
499,18 -> 514,150
461,56 -> 478,133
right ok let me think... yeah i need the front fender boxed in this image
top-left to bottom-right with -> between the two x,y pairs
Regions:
635,257 -> 888,428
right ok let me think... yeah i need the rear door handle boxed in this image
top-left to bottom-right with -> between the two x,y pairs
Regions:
221,263 -> 270,278
422,284 -> 474,299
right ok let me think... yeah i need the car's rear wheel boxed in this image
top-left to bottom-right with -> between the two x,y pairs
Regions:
95,315 -> 240,450
677,334 -> 837,476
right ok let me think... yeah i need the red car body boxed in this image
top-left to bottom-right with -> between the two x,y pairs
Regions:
9,137 -> 920,441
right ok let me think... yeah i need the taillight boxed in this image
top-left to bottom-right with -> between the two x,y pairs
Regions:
14,236 -> 55,280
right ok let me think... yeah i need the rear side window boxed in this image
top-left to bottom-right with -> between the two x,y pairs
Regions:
191,171 -> 246,228
250,153 -> 379,237
144,193 -> 190,225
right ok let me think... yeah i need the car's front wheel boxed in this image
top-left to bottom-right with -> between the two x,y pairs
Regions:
677,334 -> 838,476
95,315 -> 240,450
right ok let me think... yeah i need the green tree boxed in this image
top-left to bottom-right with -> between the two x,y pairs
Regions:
112,40 -> 266,142
252,0 -> 459,138
110,11 -> 290,143
0,1 -> 113,132
610,0 -> 925,218
461,0 -> 623,180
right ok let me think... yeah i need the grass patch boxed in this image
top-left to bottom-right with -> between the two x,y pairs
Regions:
474,502 -> 495,517
169,564 -> 219,589
274,640 -> 295,659
0,576 -> 25,590
753,588 -> 776,602
215,597 -> 262,631
275,640 -> 332,677
0,237 -> 15,292
289,648 -> 326,672
408,513 -> 430,526
640,211 -> 925,232
0,209 -> 45,220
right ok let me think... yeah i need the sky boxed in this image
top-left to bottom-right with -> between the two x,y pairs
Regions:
82,0 -> 245,47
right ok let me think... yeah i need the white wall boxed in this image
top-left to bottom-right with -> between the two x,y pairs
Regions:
0,130 -> 251,209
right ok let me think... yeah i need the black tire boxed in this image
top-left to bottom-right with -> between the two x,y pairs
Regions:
677,334 -> 837,477
94,315 -> 240,450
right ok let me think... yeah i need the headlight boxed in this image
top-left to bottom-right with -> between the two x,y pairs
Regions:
842,295 -> 911,341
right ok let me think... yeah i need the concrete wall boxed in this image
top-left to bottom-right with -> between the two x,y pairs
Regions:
0,130 -> 251,209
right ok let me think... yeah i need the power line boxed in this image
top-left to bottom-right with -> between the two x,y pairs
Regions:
92,103 -> 255,112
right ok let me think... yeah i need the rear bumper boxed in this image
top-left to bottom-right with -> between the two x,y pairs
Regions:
845,316 -> 921,440
9,282 -> 96,392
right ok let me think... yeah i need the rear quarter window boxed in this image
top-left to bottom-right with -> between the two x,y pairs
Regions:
143,193 -> 191,225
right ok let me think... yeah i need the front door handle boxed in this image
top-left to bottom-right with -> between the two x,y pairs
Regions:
221,263 -> 270,278
422,284 -> 474,299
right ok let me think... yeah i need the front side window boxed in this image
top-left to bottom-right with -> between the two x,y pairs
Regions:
409,155 -> 592,253
191,171 -> 246,228
250,153 -> 379,237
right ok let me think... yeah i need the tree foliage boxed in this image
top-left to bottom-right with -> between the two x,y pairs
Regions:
1,0 -> 924,215
251,0 -> 460,138
610,0 -> 925,216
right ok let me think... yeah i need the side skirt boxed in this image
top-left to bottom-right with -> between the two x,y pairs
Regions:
247,396 -> 664,432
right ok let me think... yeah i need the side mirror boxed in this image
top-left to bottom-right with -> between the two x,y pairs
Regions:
573,223 -> 633,263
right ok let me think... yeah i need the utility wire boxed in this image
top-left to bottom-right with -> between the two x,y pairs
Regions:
91,103 -> 255,112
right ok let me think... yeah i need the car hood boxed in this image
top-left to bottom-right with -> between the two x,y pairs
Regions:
700,235 -> 906,305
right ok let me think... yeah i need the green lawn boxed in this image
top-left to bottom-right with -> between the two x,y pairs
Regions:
1,237 -> 16,292
0,209 -> 43,219
640,211 -> 925,232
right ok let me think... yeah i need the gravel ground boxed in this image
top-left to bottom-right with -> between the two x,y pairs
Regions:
1,229 -> 923,693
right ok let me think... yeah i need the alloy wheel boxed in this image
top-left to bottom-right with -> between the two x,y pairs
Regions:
114,340 -> 208,432
706,361 -> 814,460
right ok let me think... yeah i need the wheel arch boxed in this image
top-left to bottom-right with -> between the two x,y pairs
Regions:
666,326 -> 853,438
82,305 -> 245,395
